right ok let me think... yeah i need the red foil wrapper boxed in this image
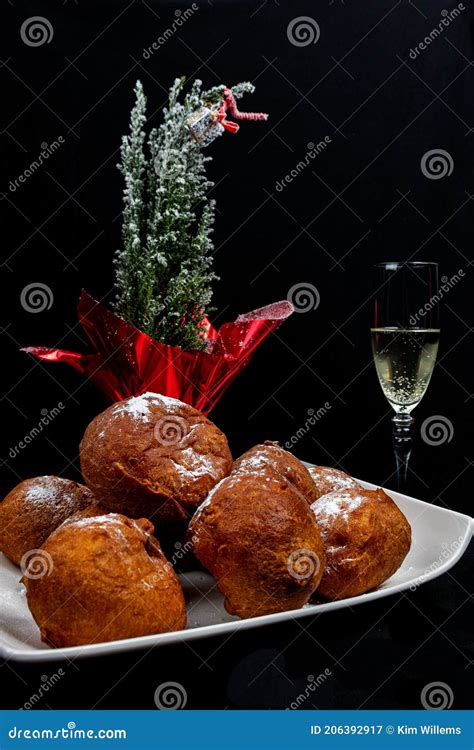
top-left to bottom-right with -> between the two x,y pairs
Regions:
23,291 -> 294,415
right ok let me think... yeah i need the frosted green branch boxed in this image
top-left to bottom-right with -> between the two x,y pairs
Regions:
114,77 -> 260,350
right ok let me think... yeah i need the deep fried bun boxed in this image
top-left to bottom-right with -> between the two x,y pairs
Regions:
233,441 -> 318,504
23,514 -> 186,647
311,487 -> 411,600
307,466 -> 360,501
190,463 -> 325,619
80,392 -> 233,528
0,476 -> 95,567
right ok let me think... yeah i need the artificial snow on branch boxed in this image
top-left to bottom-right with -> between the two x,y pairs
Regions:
113,77 -> 266,351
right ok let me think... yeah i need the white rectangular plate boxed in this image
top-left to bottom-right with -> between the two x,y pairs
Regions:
0,478 -> 472,662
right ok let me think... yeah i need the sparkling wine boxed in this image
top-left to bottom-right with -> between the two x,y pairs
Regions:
371,328 -> 440,413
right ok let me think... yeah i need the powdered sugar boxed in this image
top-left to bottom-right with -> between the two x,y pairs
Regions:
111,392 -> 184,422
24,478 -> 70,506
313,490 -> 367,532
308,466 -> 358,491
112,394 -> 154,421
143,392 -> 183,409
174,448 -> 220,480
234,452 -> 272,475
69,514 -> 122,529
58,514 -> 149,551
25,483 -> 56,504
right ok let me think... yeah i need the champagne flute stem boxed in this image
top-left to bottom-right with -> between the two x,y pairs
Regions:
392,414 -> 414,491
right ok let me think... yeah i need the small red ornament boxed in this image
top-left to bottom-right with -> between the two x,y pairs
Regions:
187,86 -> 268,147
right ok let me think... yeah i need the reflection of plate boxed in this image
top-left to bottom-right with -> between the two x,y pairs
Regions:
0,477 -> 471,662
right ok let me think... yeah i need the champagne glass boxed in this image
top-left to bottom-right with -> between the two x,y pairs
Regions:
371,262 -> 440,489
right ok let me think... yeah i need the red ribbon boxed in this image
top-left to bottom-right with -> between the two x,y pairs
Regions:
223,87 -> 268,121
216,87 -> 268,136
216,109 -> 240,134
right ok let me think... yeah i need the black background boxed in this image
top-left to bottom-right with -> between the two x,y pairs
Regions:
0,0 -> 472,711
